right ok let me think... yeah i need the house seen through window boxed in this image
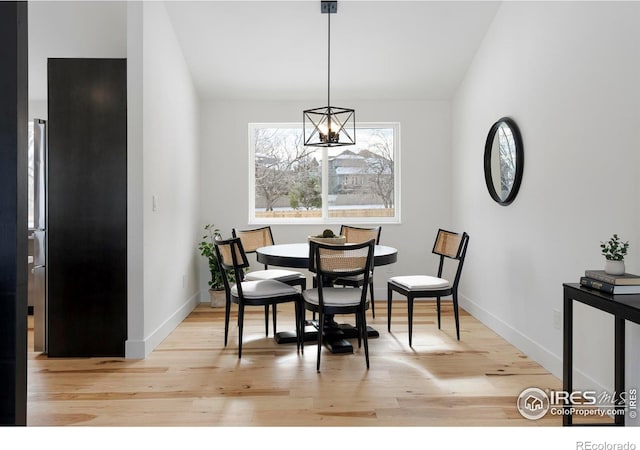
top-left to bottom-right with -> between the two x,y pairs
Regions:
249,123 -> 399,224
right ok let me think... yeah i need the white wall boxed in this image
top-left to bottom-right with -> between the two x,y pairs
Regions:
28,1 -> 127,112
198,99 -> 452,301
126,1 -> 201,358
452,1 -> 640,424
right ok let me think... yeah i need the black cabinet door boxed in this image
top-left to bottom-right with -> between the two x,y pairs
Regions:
0,1 -> 28,425
47,58 -> 127,357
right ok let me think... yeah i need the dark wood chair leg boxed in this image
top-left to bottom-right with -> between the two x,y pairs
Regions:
312,277 -> 317,321
224,298 -> 231,346
362,309 -> 370,369
387,284 -> 393,332
272,304 -> 277,335
316,310 -> 324,371
299,305 -> 305,354
238,304 -> 245,359
356,313 -> 362,348
264,305 -> 269,336
408,295 -> 414,347
436,296 -> 441,329
294,301 -> 300,352
369,280 -> 375,318
453,292 -> 460,340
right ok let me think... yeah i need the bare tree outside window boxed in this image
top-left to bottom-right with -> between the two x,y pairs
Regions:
254,127 -> 321,216
289,155 -> 321,210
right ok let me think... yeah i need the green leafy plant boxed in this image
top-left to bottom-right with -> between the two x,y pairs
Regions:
198,224 -> 237,290
322,229 -> 336,238
600,234 -> 629,261
312,229 -> 338,238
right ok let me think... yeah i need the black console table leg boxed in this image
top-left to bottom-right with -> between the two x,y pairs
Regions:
615,317 -> 625,426
563,293 -> 573,426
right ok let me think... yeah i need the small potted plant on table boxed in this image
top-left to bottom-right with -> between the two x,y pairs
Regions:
601,233 -> 629,275
308,228 -> 346,244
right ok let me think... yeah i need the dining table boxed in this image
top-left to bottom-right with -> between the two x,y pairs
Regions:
256,242 -> 398,353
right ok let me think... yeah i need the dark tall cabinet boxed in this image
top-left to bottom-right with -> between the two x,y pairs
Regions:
47,58 -> 127,357
0,1 -> 28,426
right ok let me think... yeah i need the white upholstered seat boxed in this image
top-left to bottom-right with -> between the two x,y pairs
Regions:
232,279 -> 298,299
303,287 -> 365,307
388,275 -> 450,290
244,269 -> 304,283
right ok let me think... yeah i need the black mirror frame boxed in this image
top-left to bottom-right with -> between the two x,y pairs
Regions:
483,117 -> 524,206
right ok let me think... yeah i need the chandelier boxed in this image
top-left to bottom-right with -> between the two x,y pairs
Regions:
303,1 -> 355,147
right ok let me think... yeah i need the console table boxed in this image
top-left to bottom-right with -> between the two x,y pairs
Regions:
563,283 -> 640,426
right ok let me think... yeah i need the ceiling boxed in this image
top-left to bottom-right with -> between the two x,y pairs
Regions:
28,1 -> 501,102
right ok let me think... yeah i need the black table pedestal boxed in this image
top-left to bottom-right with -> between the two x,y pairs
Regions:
274,321 -> 379,353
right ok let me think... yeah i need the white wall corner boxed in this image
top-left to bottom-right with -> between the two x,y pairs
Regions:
125,292 -> 200,359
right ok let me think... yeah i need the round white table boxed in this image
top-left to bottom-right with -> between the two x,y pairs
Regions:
256,243 -> 398,268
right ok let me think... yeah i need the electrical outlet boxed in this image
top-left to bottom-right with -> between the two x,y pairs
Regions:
152,195 -> 158,212
553,309 -> 561,330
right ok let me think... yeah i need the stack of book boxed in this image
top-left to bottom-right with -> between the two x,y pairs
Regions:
580,270 -> 640,294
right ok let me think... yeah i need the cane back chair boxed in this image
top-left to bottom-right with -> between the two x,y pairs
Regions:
302,239 -> 375,371
387,229 -> 469,345
333,225 -> 382,318
214,236 -> 302,358
232,226 -> 306,337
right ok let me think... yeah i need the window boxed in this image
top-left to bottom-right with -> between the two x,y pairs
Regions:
249,123 -> 399,224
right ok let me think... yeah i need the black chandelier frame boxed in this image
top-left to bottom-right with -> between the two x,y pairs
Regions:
303,1 -> 356,148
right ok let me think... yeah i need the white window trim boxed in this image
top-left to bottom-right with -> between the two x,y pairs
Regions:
248,122 -> 401,225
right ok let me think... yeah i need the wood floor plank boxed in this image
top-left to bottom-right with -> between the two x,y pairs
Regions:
26,301 -> 606,427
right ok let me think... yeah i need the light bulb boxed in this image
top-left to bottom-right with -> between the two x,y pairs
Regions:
319,116 -> 339,143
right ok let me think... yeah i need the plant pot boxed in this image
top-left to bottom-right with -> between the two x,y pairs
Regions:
308,235 -> 347,245
209,289 -> 226,308
605,260 -> 625,276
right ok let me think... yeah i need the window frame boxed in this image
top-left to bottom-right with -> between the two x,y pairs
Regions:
248,122 -> 401,225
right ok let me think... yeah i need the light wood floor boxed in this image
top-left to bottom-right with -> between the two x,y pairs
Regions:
27,301 -> 569,427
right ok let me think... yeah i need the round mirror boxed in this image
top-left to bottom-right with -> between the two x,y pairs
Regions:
483,117 -> 524,206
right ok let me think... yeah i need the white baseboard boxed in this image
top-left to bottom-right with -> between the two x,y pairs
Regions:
125,291 -> 200,359
458,293 -> 607,393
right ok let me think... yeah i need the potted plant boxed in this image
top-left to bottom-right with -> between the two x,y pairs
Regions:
308,228 -> 346,244
600,233 -> 629,275
198,224 -> 236,307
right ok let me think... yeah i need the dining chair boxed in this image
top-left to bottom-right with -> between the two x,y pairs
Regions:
302,239 -> 376,371
387,229 -> 470,345
333,225 -> 382,318
233,226 -> 306,337
214,236 -> 302,358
